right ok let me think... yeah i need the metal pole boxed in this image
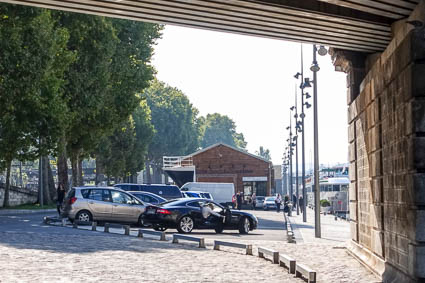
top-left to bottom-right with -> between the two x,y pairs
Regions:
301,44 -> 307,222
313,45 -> 321,238
289,118 -> 293,215
295,87 -> 299,215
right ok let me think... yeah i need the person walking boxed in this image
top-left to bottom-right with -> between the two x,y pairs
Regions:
299,196 -> 304,213
232,194 -> 236,209
236,192 -> 243,210
283,195 -> 290,214
56,183 -> 66,217
252,193 -> 256,210
292,194 -> 297,210
276,194 -> 282,213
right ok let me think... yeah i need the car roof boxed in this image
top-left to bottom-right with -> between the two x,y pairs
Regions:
128,191 -> 166,198
74,186 -> 126,192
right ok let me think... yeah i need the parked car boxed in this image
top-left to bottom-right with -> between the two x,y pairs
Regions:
263,196 -> 277,210
182,191 -> 213,200
254,196 -> 265,209
143,198 -> 258,234
129,191 -> 167,205
114,183 -> 182,200
180,182 -> 234,206
62,186 -> 146,226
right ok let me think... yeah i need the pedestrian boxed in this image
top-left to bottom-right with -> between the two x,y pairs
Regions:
252,193 -> 256,210
275,193 -> 282,212
236,192 -> 243,210
292,194 -> 297,210
56,183 -> 66,216
232,194 -> 236,209
283,195 -> 290,214
299,196 -> 304,213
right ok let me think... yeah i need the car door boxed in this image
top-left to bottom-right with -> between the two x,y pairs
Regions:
186,200 -> 206,227
111,190 -> 140,223
86,189 -> 113,221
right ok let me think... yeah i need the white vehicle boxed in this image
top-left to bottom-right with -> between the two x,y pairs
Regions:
181,182 -> 234,206
182,191 -> 213,200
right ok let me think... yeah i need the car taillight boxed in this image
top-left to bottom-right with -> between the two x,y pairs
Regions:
157,208 -> 171,215
69,197 -> 77,205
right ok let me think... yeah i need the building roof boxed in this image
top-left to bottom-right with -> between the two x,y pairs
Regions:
188,143 -> 272,164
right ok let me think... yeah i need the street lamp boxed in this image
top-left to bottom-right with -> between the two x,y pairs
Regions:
293,44 -> 313,222
302,44 -> 328,238
289,99 -> 299,215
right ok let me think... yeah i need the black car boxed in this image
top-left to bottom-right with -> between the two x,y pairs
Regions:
143,198 -> 258,234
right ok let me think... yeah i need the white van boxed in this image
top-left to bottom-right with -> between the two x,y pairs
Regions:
180,182 -> 234,206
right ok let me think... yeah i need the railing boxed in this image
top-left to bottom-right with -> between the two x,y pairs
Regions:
163,156 -> 193,168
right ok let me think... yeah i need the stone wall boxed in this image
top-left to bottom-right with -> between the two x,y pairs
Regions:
0,184 -> 38,207
333,3 -> 425,281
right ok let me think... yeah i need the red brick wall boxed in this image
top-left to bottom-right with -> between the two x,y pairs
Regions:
192,144 -> 273,195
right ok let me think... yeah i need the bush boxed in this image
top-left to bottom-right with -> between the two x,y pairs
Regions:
320,199 -> 330,207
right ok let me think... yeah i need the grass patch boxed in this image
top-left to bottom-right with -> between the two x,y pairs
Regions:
0,203 -> 56,210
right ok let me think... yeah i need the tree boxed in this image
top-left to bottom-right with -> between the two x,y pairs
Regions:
55,13 -> 162,187
0,4 -> 74,206
256,146 -> 271,161
144,80 -> 201,182
200,113 -> 247,149
96,99 -> 154,182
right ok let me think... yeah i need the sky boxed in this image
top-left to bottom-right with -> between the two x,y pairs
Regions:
152,25 -> 348,169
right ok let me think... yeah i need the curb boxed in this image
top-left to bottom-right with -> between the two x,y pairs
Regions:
0,209 -> 56,216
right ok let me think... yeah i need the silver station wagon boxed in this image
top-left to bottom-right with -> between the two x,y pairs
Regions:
62,186 -> 146,226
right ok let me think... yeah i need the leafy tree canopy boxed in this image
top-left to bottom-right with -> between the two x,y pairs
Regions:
144,80 -> 201,163
256,146 -> 271,161
200,113 -> 247,149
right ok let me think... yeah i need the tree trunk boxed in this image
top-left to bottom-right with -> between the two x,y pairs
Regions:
78,159 -> 84,186
57,136 -> 69,190
42,156 -> 52,205
70,151 -> 79,188
48,160 -> 56,201
3,160 -> 12,207
95,158 -> 105,185
145,161 -> 151,184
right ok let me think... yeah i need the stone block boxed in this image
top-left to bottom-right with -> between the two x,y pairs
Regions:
410,174 -> 425,205
349,143 -> 356,162
350,220 -> 359,241
413,63 -> 425,97
348,100 -> 358,123
350,201 -> 358,221
348,122 -> 356,143
416,210 -> 425,242
371,229 -> 384,258
409,243 -> 425,279
370,204 -> 383,230
371,151 -> 382,177
372,178 -> 383,203
349,162 -> 357,181
349,182 -> 357,200
413,99 -> 425,133
411,28 -> 425,61
414,137 -> 425,170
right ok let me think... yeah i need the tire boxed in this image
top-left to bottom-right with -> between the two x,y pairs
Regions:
138,215 -> 145,227
238,217 -> 250,234
75,210 -> 92,223
177,215 -> 194,234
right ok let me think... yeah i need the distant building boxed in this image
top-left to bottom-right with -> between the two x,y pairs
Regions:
163,143 -> 274,199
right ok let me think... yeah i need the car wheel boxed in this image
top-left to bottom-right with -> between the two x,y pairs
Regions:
177,215 -> 194,234
153,225 -> 167,232
238,217 -> 250,234
76,210 -> 92,223
138,215 -> 145,227
215,225 -> 224,234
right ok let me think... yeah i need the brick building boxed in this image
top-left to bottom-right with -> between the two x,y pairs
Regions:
163,143 -> 274,199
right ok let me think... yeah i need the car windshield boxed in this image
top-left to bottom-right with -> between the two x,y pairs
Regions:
265,197 -> 276,201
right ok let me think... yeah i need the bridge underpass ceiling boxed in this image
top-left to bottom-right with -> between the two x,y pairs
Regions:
0,0 -> 419,53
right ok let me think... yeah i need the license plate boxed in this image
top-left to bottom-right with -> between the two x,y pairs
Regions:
147,208 -> 156,214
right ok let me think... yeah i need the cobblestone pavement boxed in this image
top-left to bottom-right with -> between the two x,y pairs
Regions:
0,211 -> 380,282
